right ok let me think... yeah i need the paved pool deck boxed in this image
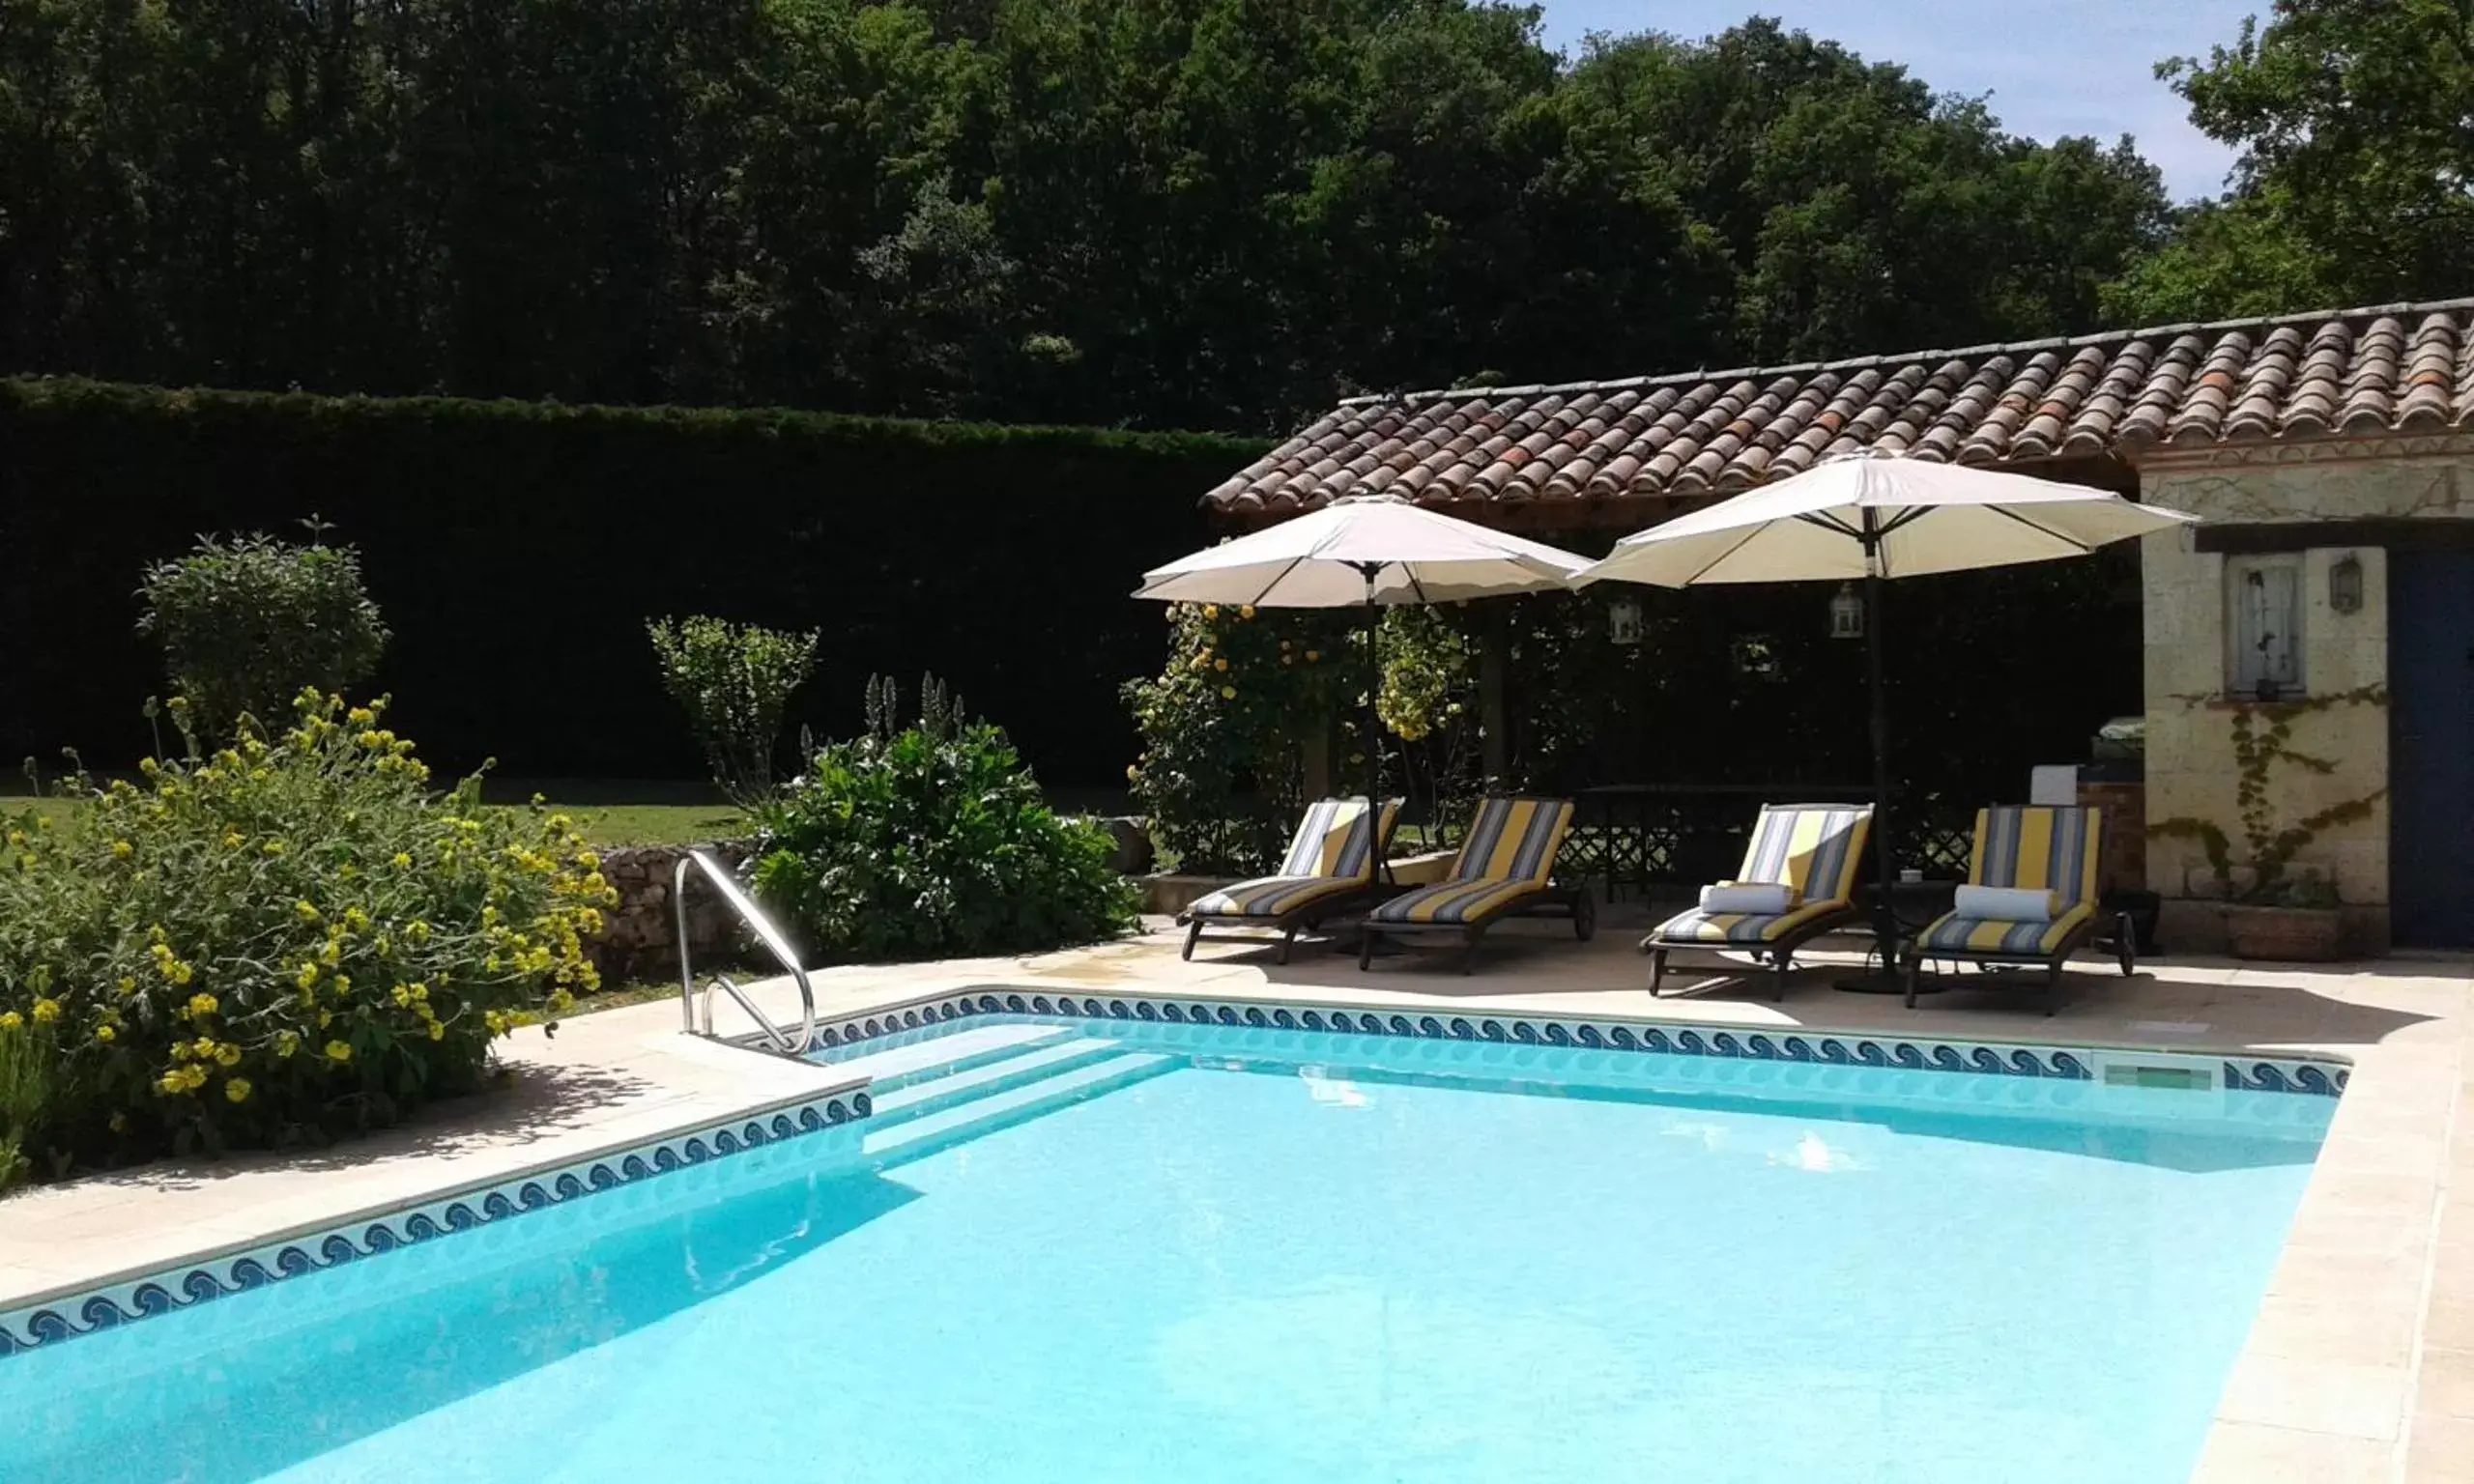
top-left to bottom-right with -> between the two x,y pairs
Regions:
2,920 -> 2469,1482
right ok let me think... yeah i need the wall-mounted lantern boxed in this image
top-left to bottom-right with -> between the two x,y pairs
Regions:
2328,552 -> 2364,615
1607,595 -> 1644,647
1827,582 -> 1866,641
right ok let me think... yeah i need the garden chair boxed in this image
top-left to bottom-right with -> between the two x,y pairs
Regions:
1642,803 -> 1872,1002
1356,797 -> 1580,974
1180,797 -> 1401,963
1903,804 -> 2131,1014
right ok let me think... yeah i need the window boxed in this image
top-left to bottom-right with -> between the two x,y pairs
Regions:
2228,556 -> 2304,699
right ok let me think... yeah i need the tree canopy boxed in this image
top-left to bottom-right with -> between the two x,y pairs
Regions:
1,1 -> 2463,432
0,1 -> 2174,431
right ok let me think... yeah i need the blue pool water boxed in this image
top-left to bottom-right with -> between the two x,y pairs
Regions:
2,1016 -> 2333,1483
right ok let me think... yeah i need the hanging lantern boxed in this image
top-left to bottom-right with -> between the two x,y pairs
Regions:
1828,582 -> 1865,641
2328,552 -> 2364,614
1607,595 -> 1644,647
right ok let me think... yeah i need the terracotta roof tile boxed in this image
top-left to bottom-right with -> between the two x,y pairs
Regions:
1205,300 -> 2474,519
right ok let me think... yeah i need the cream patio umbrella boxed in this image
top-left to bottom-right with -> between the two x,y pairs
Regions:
1572,453 -> 2198,966
1134,493 -> 1590,817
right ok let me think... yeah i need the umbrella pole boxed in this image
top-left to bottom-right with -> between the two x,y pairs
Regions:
1865,571 -> 1897,946
1359,564 -> 1386,881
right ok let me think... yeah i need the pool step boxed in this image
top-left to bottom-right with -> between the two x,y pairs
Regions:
866,1038 -> 1131,1126
829,1022 -> 1083,1095
862,1050 -> 1177,1169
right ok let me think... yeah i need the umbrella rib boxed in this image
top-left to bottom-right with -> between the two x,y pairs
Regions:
1984,505 -> 2097,556
1678,523 -> 1772,586
1251,553 -> 1311,607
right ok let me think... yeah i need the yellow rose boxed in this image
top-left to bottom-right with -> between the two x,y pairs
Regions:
1220,685 -> 1238,699
427,1021 -> 446,1042
1201,604 -> 1219,618
225,1077 -> 252,1103
324,1040 -> 353,1063
295,899 -> 321,923
187,992 -> 218,1019
0,1011 -> 21,1032
30,998 -> 59,1024
110,840 -> 132,860
391,852 -> 412,870
1240,605 -> 1255,619
1213,658 -> 1228,671
94,1024 -> 115,1043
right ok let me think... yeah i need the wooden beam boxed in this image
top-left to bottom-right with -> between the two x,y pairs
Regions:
2194,519 -> 2474,554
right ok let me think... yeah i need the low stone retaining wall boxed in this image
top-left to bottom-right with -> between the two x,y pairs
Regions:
589,841 -> 757,984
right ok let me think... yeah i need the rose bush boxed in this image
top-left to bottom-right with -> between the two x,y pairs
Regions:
0,692 -> 614,1173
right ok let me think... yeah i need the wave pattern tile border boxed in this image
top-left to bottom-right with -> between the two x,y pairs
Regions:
0,1089 -> 870,1361
815,990 -> 2349,1099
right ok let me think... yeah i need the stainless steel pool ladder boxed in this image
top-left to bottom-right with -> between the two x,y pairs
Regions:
674,849 -> 818,1056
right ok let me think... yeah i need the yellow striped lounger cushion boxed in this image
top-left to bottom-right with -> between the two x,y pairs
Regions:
1917,806 -> 2102,956
1190,799 -> 1398,921
1651,804 -> 1873,946
1368,799 -> 1572,926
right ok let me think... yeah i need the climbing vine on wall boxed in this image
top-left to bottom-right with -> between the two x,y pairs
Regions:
2148,685 -> 2389,905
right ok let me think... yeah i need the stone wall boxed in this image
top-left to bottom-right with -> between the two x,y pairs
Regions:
2139,451 -> 2471,953
588,841 -> 758,985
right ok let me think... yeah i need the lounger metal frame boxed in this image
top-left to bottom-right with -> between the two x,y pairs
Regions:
1643,902 -> 1861,1004
1355,880 -> 1596,975
1900,911 -> 2137,1015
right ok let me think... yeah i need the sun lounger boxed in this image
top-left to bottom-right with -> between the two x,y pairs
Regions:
1642,803 -> 1872,1002
1180,797 -> 1401,963
1903,805 -> 2131,1014
1356,797 -> 1577,974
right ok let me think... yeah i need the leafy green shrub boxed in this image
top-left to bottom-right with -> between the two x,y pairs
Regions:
647,615 -> 821,806
753,679 -> 1138,960
0,1017 -> 50,1192
136,529 -> 390,739
0,693 -> 614,1170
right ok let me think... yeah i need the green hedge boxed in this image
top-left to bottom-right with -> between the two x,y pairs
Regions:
0,378 -> 1265,785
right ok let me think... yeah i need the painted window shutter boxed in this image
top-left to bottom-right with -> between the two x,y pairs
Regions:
2231,561 -> 2303,695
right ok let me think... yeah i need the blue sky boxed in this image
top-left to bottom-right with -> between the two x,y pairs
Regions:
1536,2 -> 2268,201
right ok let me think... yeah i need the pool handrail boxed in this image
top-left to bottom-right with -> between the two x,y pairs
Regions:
674,848 -> 818,1055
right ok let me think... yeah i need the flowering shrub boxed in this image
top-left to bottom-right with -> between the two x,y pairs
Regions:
753,685 -> 1137,960
0,693 -> 614,1170
1121,600 -> 1354,874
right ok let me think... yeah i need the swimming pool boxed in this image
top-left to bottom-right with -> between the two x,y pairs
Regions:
1,995 -> 2339,1483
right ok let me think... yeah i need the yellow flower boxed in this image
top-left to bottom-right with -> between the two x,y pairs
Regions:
222,831 -> 245,850
406,921 -> 431,945
190,1037 -> 216,1060
108,1113 -> 127,1132
1201,604 -> 1219,618
116,978 -> 135,995
324,1040 -> 353,1063
0,1012 -> 20,1031
225,1077 -> 252,1103
390,852 -> 412,870
347,706 -> 375,725
215,1042 -> 242,1067
1305,649 -> 1321,662
1126,763 -> 1139,782
1220,685 -> 1237,699
187,992 -> 218,1019
1240,605 -> 1255,619
1280,639 -> 1292,650
295,899 -> 321,923
1213,657 -> 1228,671
275,1031 -> 301,1059
94,1024 -> 115,1043
343,906 -> 370,932
262,840 -> 284,856
427,1021 -> 446,1042
110,840 -> 132,860
296,960 -> 321,990
30,998 -> 59,1024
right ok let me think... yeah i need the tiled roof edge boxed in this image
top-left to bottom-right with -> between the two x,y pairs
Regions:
1335,296 -> 2474,409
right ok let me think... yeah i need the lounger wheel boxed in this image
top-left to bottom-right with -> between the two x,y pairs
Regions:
2114,913 -> 2137,977
1571,891 -> 1596,942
